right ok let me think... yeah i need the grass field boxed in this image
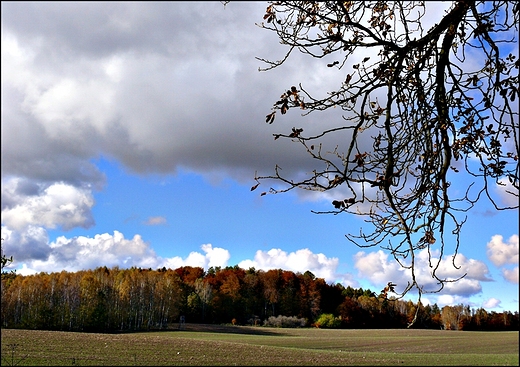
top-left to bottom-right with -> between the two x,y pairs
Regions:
1,324 -> 518,366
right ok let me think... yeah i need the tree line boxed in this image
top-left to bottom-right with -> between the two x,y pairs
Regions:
1,265 -> 518,332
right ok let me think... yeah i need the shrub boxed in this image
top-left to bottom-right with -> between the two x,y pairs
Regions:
314,314 -> 342,329
263,315 -> 307,328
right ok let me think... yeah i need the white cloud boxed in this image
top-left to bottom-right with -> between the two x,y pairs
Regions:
439,278 -> 483,296
1,178 -> 95,231
354,250 -> 404,287
9,230 -> 231,276
428,252 -> 491,282
49,230 -> 158,271
158,244 -> 231,271
502,266 -> 519,284
238,247 -> 340,283
482,297 -> 501,309
486,234 -> 519,266
333,273 -> 360,288
2,222 -> 505,306
436,294 -> 470,308
354,249 -> 491,296
201,243 -> 231,269
494,181 -> 519,207
160,252 -> 205,270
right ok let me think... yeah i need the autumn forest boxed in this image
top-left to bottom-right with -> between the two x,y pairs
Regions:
1,265 -> 518,332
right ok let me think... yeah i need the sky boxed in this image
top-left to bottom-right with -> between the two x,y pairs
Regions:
1,1 -> 518,313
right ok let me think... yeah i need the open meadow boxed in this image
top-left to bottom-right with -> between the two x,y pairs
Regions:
1,324 -> 518,366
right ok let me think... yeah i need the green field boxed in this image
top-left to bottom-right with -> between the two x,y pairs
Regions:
1,325 -> 518,366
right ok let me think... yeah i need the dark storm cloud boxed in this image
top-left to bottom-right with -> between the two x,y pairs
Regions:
2,2 -> 202,57
2,1 -> 341,185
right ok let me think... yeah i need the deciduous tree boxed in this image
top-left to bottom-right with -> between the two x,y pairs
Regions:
1,238 -> 16,281
252,1 -> 519,326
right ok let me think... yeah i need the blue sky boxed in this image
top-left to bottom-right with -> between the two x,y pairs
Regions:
1,1 -> 518,313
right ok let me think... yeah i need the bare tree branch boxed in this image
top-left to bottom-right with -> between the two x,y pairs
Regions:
253,1 -> 519,327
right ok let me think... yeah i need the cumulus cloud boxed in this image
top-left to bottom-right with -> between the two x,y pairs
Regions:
1,178 -> 95,231
354,249 -> 491,296
2,221 -> 356,287
200,243 -> 231,268
155,243 -> 231,270
486,234 -> 519,284
38,230 -> 158,272
354,250 -> 405,286
502,267 -> 519,284
482,297 -> 501,309
494,181 -> 519,207
4,228 -> 232,275
1,221 -> 499,303
436,294 -> 470,308
1,225 -> 50,263
486,234 -> 519,267
238,248 -> 342,283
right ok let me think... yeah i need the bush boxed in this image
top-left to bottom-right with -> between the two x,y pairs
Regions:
263,315 -> 307,328
314,314 -> 342,328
